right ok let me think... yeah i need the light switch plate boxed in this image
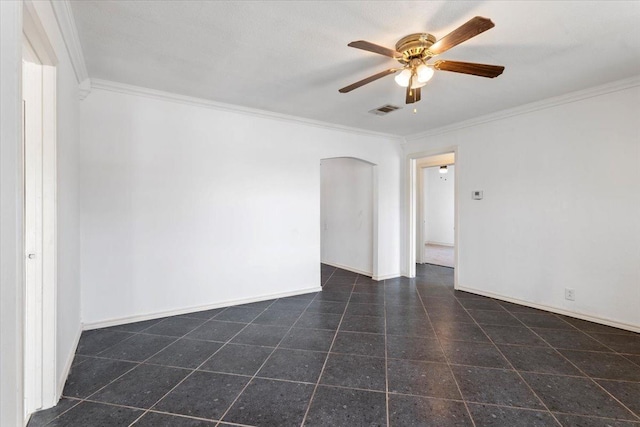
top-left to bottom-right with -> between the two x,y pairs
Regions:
472,191 -> 483,200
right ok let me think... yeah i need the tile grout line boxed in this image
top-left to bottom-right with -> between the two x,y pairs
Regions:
136,297 -> 334,425
145,296 -> 328,425
421,273 -> 640,422
62,307 -> 228,425
509,315 -> 640,422
320,264 -> 338,288
123,300 -> 278,426
414,285 -> 478,427
452,296 -> 565,426
299,277 -> 358,426
61,397 -> 231,426
48,378 -> 640,427
528,312 -> 624,354
213,292 -> 322,426
460,294 -> 640,424
40,265 -> 639,426
55,336 -> 180,426
36,397 -> 83,426
382,278 -> 390,427
497,305 -> 639,405
74,316 -> 176,364
508,311 -> 636,350
118,353 -> 640,396
93,309 -> 210,351
466,303 -> 637,355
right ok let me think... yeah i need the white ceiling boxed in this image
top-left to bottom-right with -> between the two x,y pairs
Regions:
70,1 -> 640,136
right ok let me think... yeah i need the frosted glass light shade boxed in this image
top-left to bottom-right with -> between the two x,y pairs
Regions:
416,64 -> 434,83
394,69 -> 412,87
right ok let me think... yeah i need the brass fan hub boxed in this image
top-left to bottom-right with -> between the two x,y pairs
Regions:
395,33 -> 436,64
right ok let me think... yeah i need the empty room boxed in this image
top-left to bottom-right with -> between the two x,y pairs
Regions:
2,1 -> 640,426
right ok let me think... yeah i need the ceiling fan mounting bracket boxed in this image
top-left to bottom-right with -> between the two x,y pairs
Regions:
395,33 -> 436,64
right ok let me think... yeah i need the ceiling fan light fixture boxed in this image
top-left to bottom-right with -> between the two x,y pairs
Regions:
410,79 -> 426,89
394,69 -> 412,87
416,64 -> 434,83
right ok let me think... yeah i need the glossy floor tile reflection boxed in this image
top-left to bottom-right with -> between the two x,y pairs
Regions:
29,264 -> 640,426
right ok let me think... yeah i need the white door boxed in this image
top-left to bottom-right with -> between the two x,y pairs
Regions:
23,41 -> 45,416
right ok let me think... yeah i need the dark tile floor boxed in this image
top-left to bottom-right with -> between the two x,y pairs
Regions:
29,264 -> 640,426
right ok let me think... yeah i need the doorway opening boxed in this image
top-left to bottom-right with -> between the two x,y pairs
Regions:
23,3 -> 59,417
419,163 -> 455,268
406,150 -> 458,284
320,157 -> 377,284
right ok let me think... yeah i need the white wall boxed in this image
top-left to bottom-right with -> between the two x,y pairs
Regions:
29,0 -> 83,397
1,3 -> 25,425
79,87 -> 402,326
423,165 -> 455,246
321,158 -> 374,275
404,80 -> 640,330
1,1 -> 82,423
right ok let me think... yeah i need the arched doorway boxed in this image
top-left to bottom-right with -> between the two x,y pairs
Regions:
320,157 -> 376,282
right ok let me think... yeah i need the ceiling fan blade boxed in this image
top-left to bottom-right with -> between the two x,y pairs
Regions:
428,16 -> 495,55
338,68 -> 398,93
434,60 -> 504,78
348,40 -> 402,59
415,87 -> 421,102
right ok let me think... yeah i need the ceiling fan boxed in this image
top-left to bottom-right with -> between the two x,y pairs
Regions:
339,16 -> 505,105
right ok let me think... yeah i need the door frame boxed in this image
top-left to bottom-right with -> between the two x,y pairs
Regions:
23,1 -> 58,414
417,162 -> 455,264
405,147 -> 458,287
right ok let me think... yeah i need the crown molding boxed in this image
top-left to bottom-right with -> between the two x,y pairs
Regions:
404,74 -> 640,143
78,78 -> 91,101
89,79 -> 403,141
50,0 -> 88,84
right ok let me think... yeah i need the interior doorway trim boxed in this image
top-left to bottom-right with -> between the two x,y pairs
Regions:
417,157 -> 455,266
405,147 -> 458,287
23,1 -> 59,414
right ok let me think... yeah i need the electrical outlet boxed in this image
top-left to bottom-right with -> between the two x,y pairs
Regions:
565,288 -> 575,301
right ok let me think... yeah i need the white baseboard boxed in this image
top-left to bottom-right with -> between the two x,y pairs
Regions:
57,325 -> 82,399
321,261 -> 372,278
425,241 -> 454,247
457,285 -> 640,334
321,261 -> 400,282
82,286 -> 322,331
373,272 -> 402,281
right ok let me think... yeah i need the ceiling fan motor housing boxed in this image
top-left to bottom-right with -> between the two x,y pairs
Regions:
395,33 -> 436,64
